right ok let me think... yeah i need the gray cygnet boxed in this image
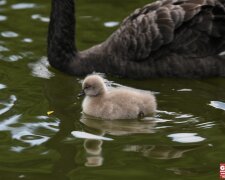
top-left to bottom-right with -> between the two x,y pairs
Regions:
81,75 -> 157,120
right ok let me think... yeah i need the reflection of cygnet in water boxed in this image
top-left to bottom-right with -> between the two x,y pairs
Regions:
80,115 -> 156,136
81,74 -> 157,120
80,115 -> 157,167
84,139 -> 103,167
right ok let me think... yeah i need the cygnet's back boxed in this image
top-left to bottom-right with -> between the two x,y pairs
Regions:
81,75 -> 157,120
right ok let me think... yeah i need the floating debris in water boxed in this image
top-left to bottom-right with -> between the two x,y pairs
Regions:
47,111 -> 54,115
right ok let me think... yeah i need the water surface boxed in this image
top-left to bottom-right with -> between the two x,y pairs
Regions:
0,0 -> 225,180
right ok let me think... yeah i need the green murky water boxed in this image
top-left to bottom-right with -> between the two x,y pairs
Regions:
0,0 -> 225,179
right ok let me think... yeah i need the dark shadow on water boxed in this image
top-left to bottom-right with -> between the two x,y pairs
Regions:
43,72 -> 82,179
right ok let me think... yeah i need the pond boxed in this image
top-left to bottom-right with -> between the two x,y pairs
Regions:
0,0 -> 225,179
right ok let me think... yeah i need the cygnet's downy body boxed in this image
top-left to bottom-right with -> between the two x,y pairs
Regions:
81,75 -> 157,120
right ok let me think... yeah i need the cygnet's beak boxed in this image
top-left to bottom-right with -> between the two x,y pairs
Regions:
78,90 -> 85,97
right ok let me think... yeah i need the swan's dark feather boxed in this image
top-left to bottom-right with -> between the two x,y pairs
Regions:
48,0 -> 225,78
104,0 -> 225,62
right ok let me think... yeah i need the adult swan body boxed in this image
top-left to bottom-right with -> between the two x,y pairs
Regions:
48,0 -> 225,78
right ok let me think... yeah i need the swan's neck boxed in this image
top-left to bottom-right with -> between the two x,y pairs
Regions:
48,0 -> 77,72
47,0 -> 136,77
47,0 -> 110,76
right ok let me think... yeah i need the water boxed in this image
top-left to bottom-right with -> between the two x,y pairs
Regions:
0,0 -> 225,179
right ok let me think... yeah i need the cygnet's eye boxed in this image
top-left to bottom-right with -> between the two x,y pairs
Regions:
84,85 -> 91,90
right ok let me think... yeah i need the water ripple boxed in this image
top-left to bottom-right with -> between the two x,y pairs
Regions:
0,114 -> 59,146
11,3 -> 37,10
156,110 -> 177,116
0,0 -> 6,6
177,89 -> 192,92
28,57 -> 54,79
157,110 -> 200,126
0,114 -> 21,131
0,15 -> 7,21
0,83 -> 6,89
8,55 -> 22,62
104,21 -> 119,28
168,133 -> 205,143
0,95 -> 17,115
71,131 -> 113,141
1,31 -> 18,38
175,114 -> 193,119
22,38 -> 33,43
196,121 -> 215,129
1,55 -> 23,62
14,131 -> 49,146
26,120 -> 59,132
10,146 -> 24,153
209,101 -> 225,111
0,45 -> 9,52
31,14 -> 49,23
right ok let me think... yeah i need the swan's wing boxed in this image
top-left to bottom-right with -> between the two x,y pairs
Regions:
105,0 -> 225,62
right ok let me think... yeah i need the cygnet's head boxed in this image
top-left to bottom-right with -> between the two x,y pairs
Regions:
82,75 -> 107,96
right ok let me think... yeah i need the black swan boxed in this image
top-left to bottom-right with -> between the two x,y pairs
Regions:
48,0 -> 225,78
